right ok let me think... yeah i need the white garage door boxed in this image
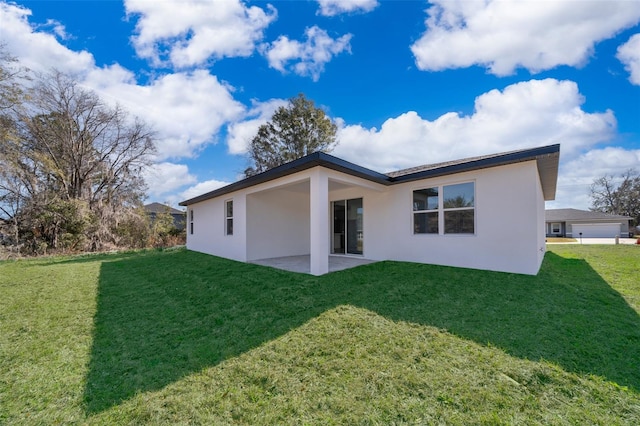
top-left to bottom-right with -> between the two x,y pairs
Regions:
572,223 -> 621,238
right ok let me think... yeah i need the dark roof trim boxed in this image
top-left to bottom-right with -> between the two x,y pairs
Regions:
179,144 -> 560,206
179,152 -> 390,206
389,144 -> 559,183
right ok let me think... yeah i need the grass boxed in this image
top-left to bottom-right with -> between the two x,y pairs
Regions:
1,245 -> 639,424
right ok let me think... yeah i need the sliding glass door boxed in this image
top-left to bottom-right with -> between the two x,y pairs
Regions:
332,198 -> 363,255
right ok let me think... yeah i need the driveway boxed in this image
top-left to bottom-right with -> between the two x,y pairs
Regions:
548,238 -> 638,245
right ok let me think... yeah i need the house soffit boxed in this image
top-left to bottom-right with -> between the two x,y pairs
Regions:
247,177 -> 310,196
327,171 -> 388,192
278,180 -> 309,194
329,180 -> 351,192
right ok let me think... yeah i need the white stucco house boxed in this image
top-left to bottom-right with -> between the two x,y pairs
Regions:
545,208 -> 632,238
179,144 -> 560,276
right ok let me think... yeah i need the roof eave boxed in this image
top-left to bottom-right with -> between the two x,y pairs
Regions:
391,144 -> 560,201
179,152 -> 390,206
179,144 -> 561,206
536,147 -> 560,201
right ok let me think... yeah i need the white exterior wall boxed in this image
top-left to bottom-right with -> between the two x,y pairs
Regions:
185,160 -> 547,275
535,170 -> 546,271
186,171 -> 320,265
327,184 -> 389,261
361,160 -> 544,275
309,169 -> 329,274
246,184 -> 310,260
186,193 -> 247,262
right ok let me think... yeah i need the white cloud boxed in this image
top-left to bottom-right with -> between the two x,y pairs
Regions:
143,162 -> 197,201
0,1 -> 244,209
226,98 -> 289,154
178,179 -> 230,203
84,68 -> 245,160
617,33 -> 640,85
2,2 -> 246,161
549,147 -> 640,209
143,163 -> 234,208
334,79 -> 616,172
0,2 -> 94,75
42,19 -> 70,40
125,0 -> 276,68
262,26 -> 352,81
411,0 -> 640,75
317,0 -> 378,16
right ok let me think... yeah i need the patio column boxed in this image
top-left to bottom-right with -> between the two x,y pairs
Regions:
310,168 -> 329,275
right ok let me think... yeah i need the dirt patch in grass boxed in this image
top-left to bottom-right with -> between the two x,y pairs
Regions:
546,237 -> 578,243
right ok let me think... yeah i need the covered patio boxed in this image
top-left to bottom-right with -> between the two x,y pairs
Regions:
245,168 -> 386,275
250,255 -> 376,274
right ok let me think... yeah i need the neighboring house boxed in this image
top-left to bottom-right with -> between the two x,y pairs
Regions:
144,203 -> 186,230
545,208 -> 631,238
179,144 -> 560,276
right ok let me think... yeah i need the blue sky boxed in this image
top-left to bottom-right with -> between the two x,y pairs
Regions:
2,0 -> 639,209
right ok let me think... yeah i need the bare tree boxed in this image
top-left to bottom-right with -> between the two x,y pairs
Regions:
590,174 -> 619,214
0,46 -> 30,245
23,72 -> 154,203
0,69 -> 156,252
590,169 -> 640,227
0,44 -> 29,113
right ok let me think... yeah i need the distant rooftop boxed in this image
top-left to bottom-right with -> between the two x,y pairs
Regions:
545,208 -> 631,221
144,202 -> 184,215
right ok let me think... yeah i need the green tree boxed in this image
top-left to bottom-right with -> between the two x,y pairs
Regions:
114,205 -> 151,249
245,94 -> 337,177
149,205 -> 176,247
590,169 -> 640,228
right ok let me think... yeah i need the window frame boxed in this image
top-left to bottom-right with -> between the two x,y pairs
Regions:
412,181 -> 476,236
225,199 -> 233,236
412,187 -> 439,234
551,222 -> 561,234
189,208 -> 194,235
442,182 -> 475,235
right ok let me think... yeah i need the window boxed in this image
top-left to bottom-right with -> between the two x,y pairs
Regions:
443,182 -> 474,234
413,182 -> 475,235
552,223 -> 561,233
189,209 -> 194,235
413,188 -> 438,234
225,200 -> 233,236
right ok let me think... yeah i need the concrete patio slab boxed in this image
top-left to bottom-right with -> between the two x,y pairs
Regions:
250,255 -> 376,274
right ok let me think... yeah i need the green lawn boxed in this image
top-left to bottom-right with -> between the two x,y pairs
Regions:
1,245 -> 639,424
